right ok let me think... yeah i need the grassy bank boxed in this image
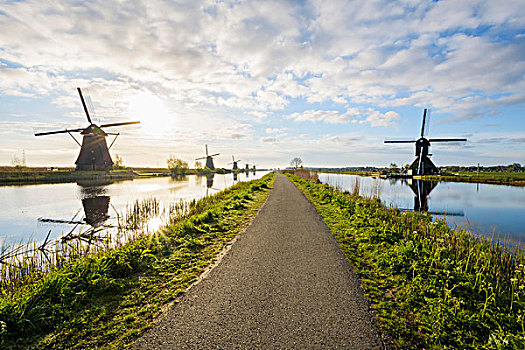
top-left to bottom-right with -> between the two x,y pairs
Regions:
322,170 -> 525,186
322,170 -> 379,176
0,169 -> 135,185
423,172 -> 525,186
285,173 -> 524,349
0,173 -> 274,349
0,167 -> 259,185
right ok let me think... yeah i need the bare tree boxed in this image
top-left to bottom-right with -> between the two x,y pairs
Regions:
290,157 -> 303,169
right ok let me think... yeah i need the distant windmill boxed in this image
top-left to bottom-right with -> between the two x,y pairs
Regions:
384,109 -> 467,176
228,155 -> 241,171
245,162 -> 250,172
195,144 -> 220,170
252,163 -> 257,173
34,88 -> 140,171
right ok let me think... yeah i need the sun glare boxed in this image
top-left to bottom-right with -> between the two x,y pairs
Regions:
129,92 -> 174,136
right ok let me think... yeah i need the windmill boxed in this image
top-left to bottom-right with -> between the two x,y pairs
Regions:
384,109 -> 466,176
34,88 -> 140,171
227,155 -> 241,171
252,163 -> 257,173
196,144 -> 220,170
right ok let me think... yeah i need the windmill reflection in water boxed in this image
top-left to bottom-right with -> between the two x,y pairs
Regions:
401,178 -> 464,217
37,180 -> 117,250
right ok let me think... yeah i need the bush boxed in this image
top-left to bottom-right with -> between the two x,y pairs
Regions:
167,155 -> 189,175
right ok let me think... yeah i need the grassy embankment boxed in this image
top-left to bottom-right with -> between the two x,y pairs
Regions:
0,167 -> 253,185
423,172 -> 525,186
285,173 -> 524,349
0,173 -> 275,349
321,169 -> 525,186
318,170 -> 380,177
0,169 -> 136,185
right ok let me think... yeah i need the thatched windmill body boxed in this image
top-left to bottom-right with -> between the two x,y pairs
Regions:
384,109 -> 466,176
228,155 -> 241,171
35,88 -> 140,171
195,144 -> 219,170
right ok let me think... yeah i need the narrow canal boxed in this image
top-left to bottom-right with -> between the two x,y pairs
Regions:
0,172 -> 268,248
319,173 -> 525,247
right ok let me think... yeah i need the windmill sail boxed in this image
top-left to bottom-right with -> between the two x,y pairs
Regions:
34,87 -> 140,171
384,109 -> 467,176
195,144 -> 219,170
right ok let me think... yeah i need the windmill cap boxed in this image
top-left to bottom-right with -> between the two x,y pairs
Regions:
81,124 -> 107,136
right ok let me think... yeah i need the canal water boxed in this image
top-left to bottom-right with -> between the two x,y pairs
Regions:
319,173 -> 525,247
0,171 -> 268,248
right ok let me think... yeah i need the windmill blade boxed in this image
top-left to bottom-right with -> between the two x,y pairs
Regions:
384,140 -> 416,143
236,160 -> 241,163
78,87 -> 93,124
84,91 -> 97,121
100,121 -> 140,128
38,217 -> 87,225
420,108 -> 427,138
428,138 -> 467,142
195,156 -> 207,160
424,109 -> 431,137
35,128 -> 84,136
210,153 -> 220,157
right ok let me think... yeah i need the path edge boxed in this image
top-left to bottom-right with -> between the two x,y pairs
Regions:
148,174 -> 277,327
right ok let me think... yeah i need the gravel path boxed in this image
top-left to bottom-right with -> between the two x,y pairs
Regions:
133,173 -> 383,349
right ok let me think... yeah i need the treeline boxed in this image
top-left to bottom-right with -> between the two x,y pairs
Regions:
440,163 -> 523,173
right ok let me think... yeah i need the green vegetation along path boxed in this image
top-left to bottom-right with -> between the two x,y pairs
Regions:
133,173 -> 382,349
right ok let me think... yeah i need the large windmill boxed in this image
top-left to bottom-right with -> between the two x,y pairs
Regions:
384,109 -> 467,176
227,155 -> 241,171
196,144 -> 219,170
35,88 -> 140,171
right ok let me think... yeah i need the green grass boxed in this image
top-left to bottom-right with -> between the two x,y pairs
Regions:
423,172 -> 525,186
0,169 -> 136,185
0,173 -> 275,349
285,173 -> 525,349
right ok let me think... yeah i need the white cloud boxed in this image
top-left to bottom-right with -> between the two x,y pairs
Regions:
285,108 -> 360,124
261,136 -> 278,143
363,110 -> 401,127
0,0 -> 523,167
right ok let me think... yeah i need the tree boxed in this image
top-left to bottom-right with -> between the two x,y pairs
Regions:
290,157 -> 303,169
113,154 -> 125,169
389,163 -> 399,173
167,155 -> 189,175
194,161 -> 203,169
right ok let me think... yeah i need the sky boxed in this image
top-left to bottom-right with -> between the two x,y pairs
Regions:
0,0 -> 524,169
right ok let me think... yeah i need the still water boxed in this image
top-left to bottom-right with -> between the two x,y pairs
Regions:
0,172 -> 268,247
319,173 -> 525,246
